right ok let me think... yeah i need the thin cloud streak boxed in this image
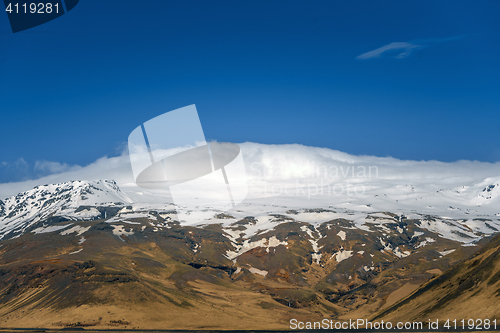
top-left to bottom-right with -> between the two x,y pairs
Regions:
356,36 -> 467,60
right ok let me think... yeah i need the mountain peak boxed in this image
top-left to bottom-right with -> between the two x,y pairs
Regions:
0,179 -> 131,240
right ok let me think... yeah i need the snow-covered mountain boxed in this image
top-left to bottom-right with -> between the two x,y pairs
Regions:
0,180 -> 132,240
1,177 -> 500,328
2,177 -> 500,249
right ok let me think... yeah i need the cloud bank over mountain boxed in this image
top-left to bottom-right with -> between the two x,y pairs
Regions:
1,142 -> 499,218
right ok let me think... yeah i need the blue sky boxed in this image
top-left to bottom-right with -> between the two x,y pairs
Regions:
1,1 -> 499,183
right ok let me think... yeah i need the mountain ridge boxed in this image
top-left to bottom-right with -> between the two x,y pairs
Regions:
0,179 -> 131,240
0,179 -> 498,329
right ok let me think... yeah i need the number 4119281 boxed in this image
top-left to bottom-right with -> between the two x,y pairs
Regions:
5,3 -> 59,14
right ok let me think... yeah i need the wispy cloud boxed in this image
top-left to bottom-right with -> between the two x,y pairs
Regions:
356,36 -> 466,60
0,158 -> 30,183
34,160 -> 81,175
0,158 -> 83,184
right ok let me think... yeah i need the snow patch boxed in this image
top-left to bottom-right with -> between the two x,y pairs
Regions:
301,225 -> 324,264
249,267 -> 268,277
60,225 -> 90,236
439,249 -> 456,256
225,235 -> 288,260
112,225 -> 134,241
33,224 -> 72,234
416,237 -> 436,249
331,250 -> 353,263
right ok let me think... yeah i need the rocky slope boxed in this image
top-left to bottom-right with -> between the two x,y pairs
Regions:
373,231 -> 500,324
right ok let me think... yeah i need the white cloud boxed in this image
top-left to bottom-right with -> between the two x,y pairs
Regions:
1,142 -> 499,219
34,160 -> 82,175
356,36 -> 466,60
356,42 -> 423,60
0,158 -> 31,183
0,153 -> 135,198
0,158 -> 85,184
15,158 -> 28,167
